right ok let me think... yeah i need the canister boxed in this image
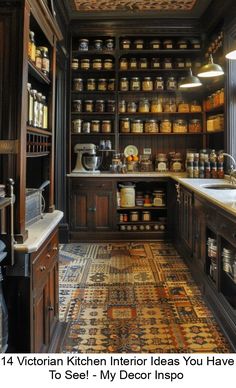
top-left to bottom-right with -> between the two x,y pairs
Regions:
130,211 -> 139,222
119,183 -> 136,208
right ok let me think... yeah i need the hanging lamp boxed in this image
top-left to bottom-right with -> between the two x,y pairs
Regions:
179,68 -> 202,88
225,47 -> 236,60
197,54 -> 224,77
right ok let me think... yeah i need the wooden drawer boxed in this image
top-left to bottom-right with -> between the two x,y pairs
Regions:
32,231 -> 59,289
72,179 -> 113,191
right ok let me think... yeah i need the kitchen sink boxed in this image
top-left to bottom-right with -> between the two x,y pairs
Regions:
202,184 -> 236,190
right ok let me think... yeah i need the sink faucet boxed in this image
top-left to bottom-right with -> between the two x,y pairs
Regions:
223,153 -> 236,183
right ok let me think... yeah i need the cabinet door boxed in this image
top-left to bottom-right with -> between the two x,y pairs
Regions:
48,261 -> 58,340
193,198 -> 206,271
33,282 -> 49,353
70,189 -> 90,231
93,190 -> 114,231
179,187 -> 193,254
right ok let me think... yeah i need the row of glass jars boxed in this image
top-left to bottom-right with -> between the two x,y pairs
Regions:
72,78 -> 115,91
120,118 -> 202,133
204,89 -> 224,111
72,99 -> 115,113
78,38 -> 115,51
120,57 -> 201,70
71,58 -> 114,71
72,119 -> 113,134
120,38 -> 201,50
120,76 -> 184,91
119,99 -> 202,113
119,223 -> 166,232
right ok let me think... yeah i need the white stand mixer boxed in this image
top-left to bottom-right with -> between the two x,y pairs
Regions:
72,144 -> 101,173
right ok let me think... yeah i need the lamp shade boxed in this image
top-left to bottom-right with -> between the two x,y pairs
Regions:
197,54 -> 224,78
225,49 -> 236,60
179,68 -> 202,88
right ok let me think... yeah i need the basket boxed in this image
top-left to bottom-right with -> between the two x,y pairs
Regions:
25,189 -> 45,226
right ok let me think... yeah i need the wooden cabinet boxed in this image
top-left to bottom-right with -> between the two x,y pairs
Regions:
192,196 -> 206,271
177,185 -> 193,257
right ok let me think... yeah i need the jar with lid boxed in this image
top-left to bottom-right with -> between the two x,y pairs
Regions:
136,192 -> 144,206
144,119 -> 158,133
150,39 -> 161,49
121,39 -> 131,49
120,118 -> 130,133
120,58 -> 128,70
190,101 -> 202,112
164,98 -> 177,113
101,120 -> 112,133
27,83 -> 33,126
92,58 -> 102,70
98,78 -> 107,91
35,49 -> 42,70
72,119 -> 82,133
219,88 -> 224,105
120,77 -> 129,91
80,58 -> 90,70
191,39 -> 201,49
163,57 -> 173,69
72,100 -> 82,112
29,31 -> 36,62
170,156 -> 184,172
131,119 -> 143,133
107,100 -> 116,112
173,119 -> 187,133
142,77 -> 153,91
151,58 -> 161,69
130,211 -> 139,222
119,100 -> 126,113
193,161 -> 199,178
38,46 -> 50,77
108,79 -> 115,91
205,162 -> 211,178
87,78 -> 96,91
151,99 -> 162,113
185,58 -> 192,68
105,38 -> 114,50
144,193 -> 152,206
175,58 -> 185,69
82,121 -> 91,133
71,58 -> 79,70
130,58 -> 138,69
79,38 -> 89,51
177,39 -> 188,49
134,39 -> 144,49
130,77 -> 141,91
140,156 -> 153,172
153,190 -> 166,207
73,78 -> 83,91
95,100 -> 105,112
189,119 -> 202,133
139,58 -> 148,69
84,100 -> 94,112
127,101 -> 137,113
163,39 -> 173,49
91,120 -> 100,133
210,149 -> 217,163
139,99 -> 150,113
104,58 -> 113,69
93,39 -> 103,50
166,76 -> 177,90
32,90 -> 38,127
199,162 -> 205,179
178,101 -> 189,112
160,119 -> 172,133
142,211 -> 151,221
154,77 -> 164,90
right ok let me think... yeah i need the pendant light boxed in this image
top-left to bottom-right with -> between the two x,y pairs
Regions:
225,48 -> 236,60
179,68 -> 202,88
197,54 -> 224,77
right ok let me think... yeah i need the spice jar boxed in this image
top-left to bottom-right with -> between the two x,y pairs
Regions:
104,58 -> 113,69
84,100 -> 94,112
98,78 -> 107,91
101,120 -> 112,133
95,100 -> 105,112
153,191 -> 166,206
92,58 -> 102,70
130,77 -> 141,91
131,119 -> 143,133
91,120 -> 100,133
193,161 -> 199,178
189,119 -> 202,133
29,31 -> 36,62
120,58 -> 128,70
35,49 -> 42,70
87,78 -> 96,91
93,39 -> 103,50
173,119 -> 187,133
139,58 -> 148,69
142,211 -> 151,221
79,38 -> 89,51
166,76 -> 177,90
178,101 -> 189,112
121,39 -> 131,49
72,100 -> 82,112
164,99 -> 177,113
130,58 -> 138,69
105,38 -> 114,50
120,77 -> 129,91
163,39 -> 173,49
170,156 -> 184,172
130,211 -> 139,222
139,99 -> 150,113
140,156 -> 153,171
119,100 -> 126,113
151,99 -> 162,113
191,39 -> 201,49
107,100 -> 116,112
82,121 -> 91,133
120,118 -> 130,133
163,57 -> 173,69
73,78 -> 83,91
150,39 -> 161,49
38,46 -> 50,77
187,161 -> 194,178
127,101 -> 137,113
72,119 -> 82,133
71,58 -> 79,70
136,192 -> 144,206
155,154 -> 168,171
175,58 -> 185,68
144,119 -> 158,133
134,39 -> 144,49
185,58 -> 192,68
154,77 -> 164,90
190,101 -> 202,112
80,58 -> 90,70
151,58 -> 161,69
160,119 -> 172,133
177,39 -> 188,49
142,77 -> 153,91
108,79 -> 115,91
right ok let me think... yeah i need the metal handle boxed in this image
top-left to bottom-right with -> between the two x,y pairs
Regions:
46,253 -> 51,258
88,207 -> 96,212
52,246 -> 58,252
40,266 -> 46,271
48,306 -> 54,311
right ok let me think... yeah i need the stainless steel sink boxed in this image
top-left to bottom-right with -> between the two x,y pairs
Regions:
202,184 -> 236,190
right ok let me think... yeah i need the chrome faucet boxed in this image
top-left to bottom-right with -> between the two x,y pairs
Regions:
223,153 -> 236,183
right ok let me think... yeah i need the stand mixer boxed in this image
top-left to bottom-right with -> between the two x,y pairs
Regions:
72,143 -> 101,173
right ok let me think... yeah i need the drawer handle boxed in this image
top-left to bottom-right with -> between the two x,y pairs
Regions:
88,207 -> 96,212
52,246 -> 58,252
47,253 -> 51,258
40,266 -> 46,271
48,306 -> 54,311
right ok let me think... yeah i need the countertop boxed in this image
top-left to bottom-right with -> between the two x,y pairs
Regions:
14,210 -> 63,253
67,171 -> 187,178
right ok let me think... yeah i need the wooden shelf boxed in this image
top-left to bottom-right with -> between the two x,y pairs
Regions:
119,68 -> 190,73
204,104 -> 224,114
117,206 -> 167,210
26,152 -> 50,158
71,112 -> 115,115
119,132 -> 204,136
71,90 -> 116,95
72,49 -> 116,56
28,60 -> 50,85
71,132 -> 115,136
118,221 -> 166,225
118,112 -> 203,116
119,49 -> 201,55
27,126 -> 52,136
118,90 -> 202,95
72,69 -> 115,74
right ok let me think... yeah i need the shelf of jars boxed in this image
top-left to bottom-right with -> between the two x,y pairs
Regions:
118,132 -> 205,136
118,69 -> 190,74
119,49 -> 201,55
72,50 -> 116,56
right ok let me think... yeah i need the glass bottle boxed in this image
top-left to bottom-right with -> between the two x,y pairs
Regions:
38,46 -> 50,77
32,89 -> 38,127
37,93 -> 43,128
42,95 -> 48,130
27,83 -> 33,126
35,48 -> 42,70
29,31 -> 36,62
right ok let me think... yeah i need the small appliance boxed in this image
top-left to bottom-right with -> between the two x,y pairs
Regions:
72,143 -> 101,173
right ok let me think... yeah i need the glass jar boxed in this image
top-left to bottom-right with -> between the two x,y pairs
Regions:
173,119 -> 187,133
155,154 -> 168,171
175,58 -> 185,68
35,49 -> 42,70
153,191 -> 166,207
29,31 -> 36,62
139,58 -> 148,69
178,101 -> 189,112
160,119 -> 172,133
140,156 -> 153,172
163,57 -> 173,69
164,99 -> 177,113
127,101 -> 137,113
119,100 -> 126,113
121,39 -> 131,49
142,211 -> 151,221
139,99 -> 150,113
187,161 -> 194,178
108,79 -> 115,91
82,121 -> 91,133
92,58 -> 102,70
120,118 -> 130,133
191,39 -> 201,49
71,58 -> 79,70
101,120 -> 112,133
142,77 -> 153,91
151,99 -> 162,113
163,39 -> 173,49
130,58 -> 138,69
104,58 -> 113,69
80,58 -> 90,70
95,100 -> 105,112
190,101 -> 202,112
91,120 -> 100,133
72,119 -> 82,133
131,119 -> 143,133
166,76 -> 177,90
130,211 -> 139,222
177,39 -> 188,49
72,100 -> 82,112
150,39 -> 161,49
107,100 -> 116,112
87,78 -> 96,91
189,119 -> 202,133
105,38 -> 115,50
219,88 -> 224,105
79,38 -> 89,51
134,39 -> 144,49
130,77 -> 141,91
73,78 -> 83,91
151,58 -> 161,69
38,46 -> 50,77
170,156 -> 184,172
185,58 -> 192,68
84,100 -> 94,112
93,39 -> 103,50
120,77 -> 129,91
120,57 -> 129,70
98,78 -> 107,91
210,149 -> 217,163
154,76 -> 164,90
144,119 -> 158,133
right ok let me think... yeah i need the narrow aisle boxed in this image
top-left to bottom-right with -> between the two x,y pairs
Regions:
59,242 -> 231,353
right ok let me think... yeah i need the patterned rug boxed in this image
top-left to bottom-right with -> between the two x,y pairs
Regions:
59,242 -> 232,353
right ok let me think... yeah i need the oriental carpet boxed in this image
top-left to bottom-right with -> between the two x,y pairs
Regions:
59,242 -> 232,353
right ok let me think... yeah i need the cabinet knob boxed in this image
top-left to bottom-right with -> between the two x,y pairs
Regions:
40,266 -> 46,271
48,306 -> 54,311
47,253 -> 51,258
53,246 -> 58,252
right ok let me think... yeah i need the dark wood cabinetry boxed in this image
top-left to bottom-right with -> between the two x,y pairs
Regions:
175,184 -> 193,257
